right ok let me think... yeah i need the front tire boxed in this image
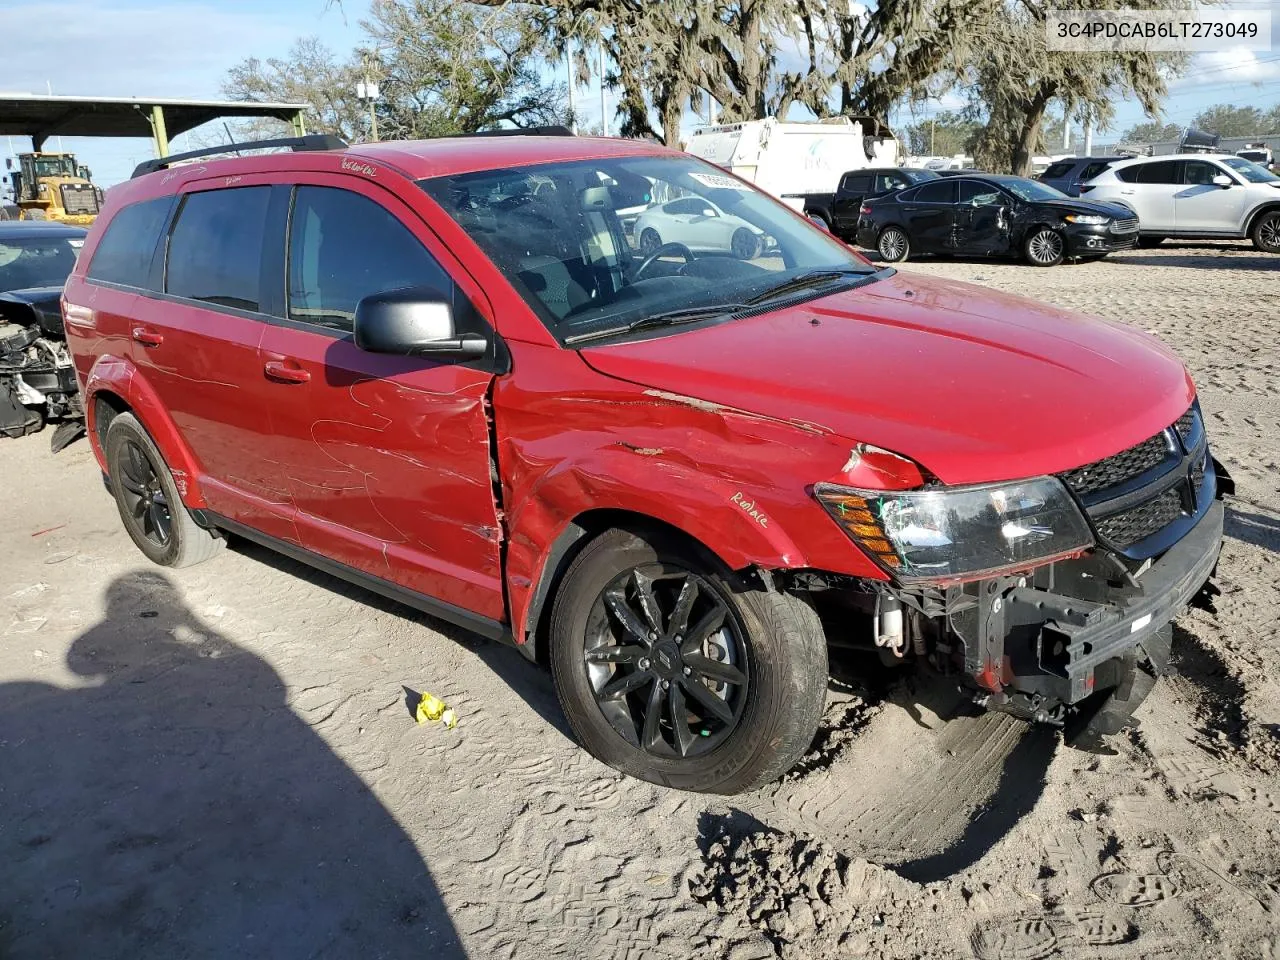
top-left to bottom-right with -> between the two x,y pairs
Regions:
877,226 -> 909,262
105,412 -> 224,568
1024,227 -> 1065,266
1251,211 -> 1280,253
549,527 -> 827,794
731,227 -> 762,260
638,227 -> 662,258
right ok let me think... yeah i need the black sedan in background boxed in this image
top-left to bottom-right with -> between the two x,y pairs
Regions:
856,174 -> 1138,267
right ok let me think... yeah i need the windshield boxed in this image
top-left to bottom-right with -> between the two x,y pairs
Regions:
420,154 -> 878,341
1220,156 -> 1278,183
0,236 -> 83,292
997,177 -> 1070,202
31,157 -> 77,179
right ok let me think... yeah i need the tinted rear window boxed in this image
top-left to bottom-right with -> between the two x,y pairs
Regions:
166,187 -> 272,313
86,197 -> 172,289
1080,161 -> 1113,180
912,181 -> 956,203
1117,160 -> 1180,184
1042,162 -> 1074,179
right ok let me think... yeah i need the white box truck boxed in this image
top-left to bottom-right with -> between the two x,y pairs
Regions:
684,116 -> 900,212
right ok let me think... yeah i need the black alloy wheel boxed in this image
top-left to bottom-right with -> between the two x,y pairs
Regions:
583,564 -> 749,758
117,437 -> 174,548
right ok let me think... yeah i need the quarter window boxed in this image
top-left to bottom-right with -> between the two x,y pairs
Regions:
166,187 -> 271,312
86,196 -> 172,289
287,186 -> 452,332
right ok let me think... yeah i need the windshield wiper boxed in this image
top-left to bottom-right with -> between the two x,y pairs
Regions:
744,268 -> 875,305
564,303 -> 749,345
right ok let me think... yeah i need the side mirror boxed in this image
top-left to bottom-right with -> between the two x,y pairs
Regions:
700,207 -> 716,217
1212,174 -> 1233,188
353,288 -> 487,359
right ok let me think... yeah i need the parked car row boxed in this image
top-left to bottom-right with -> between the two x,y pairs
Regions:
840,152 -> 1279,267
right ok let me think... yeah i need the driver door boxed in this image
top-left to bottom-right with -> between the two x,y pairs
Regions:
258,176 -> 506,621
954,180 -> 1013,255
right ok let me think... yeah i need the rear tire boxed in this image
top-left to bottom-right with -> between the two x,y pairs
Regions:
1251,211 -> 1280,254
105,412 -> 224,568
877,226 -> 909,262
549,527 -> 827,794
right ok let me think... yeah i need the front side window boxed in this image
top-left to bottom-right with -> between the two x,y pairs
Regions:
167,187 -> 271,312
1182,161 -> 1220,185
0,235 -> 82,292
874,173 -> 907,193
288,186 -> 452,332
1220,156 -> 1277,183
957,181 -> 1003,206
421,154 -> 877,342
841,174 -> 872,193
87,197 -> 172,289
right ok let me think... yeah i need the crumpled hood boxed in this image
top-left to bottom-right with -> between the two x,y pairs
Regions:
0,286 -> 66,338
579,271 -> 1194,486
1032,198 -> 1134,219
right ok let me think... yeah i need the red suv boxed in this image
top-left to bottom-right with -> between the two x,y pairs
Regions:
63,133 -> 1228,794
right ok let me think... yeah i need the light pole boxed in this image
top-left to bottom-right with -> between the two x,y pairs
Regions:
356,80 -> 380,142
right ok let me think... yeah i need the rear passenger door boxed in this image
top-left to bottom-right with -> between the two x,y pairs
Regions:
1117,161 -> 1179,231
258,177 -> 505,622
127,180 -> 298,539
899,179 -> 958,251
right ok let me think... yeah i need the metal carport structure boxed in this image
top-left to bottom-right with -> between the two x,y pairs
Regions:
0,95 -> 308,156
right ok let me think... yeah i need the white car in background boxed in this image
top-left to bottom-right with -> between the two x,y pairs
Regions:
1081,153 -> 1280,253
633,197 -> 771,260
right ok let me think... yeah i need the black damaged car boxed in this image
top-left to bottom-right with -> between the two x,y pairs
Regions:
856,173 -> 1139,267
0,221 -> 86,448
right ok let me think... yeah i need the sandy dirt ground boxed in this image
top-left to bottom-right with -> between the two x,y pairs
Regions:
1,241 -> 1278,959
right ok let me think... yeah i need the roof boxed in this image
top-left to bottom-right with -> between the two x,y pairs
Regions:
0,221 -> 88,241
353,135 -> 673,180
0,94 -> 308,142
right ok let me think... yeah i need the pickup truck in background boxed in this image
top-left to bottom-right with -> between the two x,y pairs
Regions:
784,167 -> 939,240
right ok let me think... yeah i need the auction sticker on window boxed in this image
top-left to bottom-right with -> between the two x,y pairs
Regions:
689,172 -> 745,191
1047,8 -> 1271,52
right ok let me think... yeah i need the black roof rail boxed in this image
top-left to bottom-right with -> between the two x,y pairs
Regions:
445,126 -> 575,139
131,134 -> 347,179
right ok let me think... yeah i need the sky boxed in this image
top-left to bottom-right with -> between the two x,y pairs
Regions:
2,0 -> 1279,186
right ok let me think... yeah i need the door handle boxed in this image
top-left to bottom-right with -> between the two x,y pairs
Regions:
264,360 -> 311,384
131,326 -> 164,347
1120,189 -> 1135,195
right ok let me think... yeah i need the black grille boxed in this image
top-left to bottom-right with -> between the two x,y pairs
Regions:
1095,487 -> 1186,548
1059,432 -> 1172,497
1175,407 -> 1197,442
59,184 -> 99,216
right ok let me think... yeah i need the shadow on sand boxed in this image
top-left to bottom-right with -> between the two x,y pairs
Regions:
0,571 -> 464,960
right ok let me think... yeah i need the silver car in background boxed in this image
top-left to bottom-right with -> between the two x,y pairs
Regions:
1082,153 -> 1280,253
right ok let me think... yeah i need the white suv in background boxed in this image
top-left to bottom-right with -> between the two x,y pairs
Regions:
1082,153 -> 1280,253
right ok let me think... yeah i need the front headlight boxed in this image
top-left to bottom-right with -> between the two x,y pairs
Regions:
814,477 -> 1094,583
1064,213 -> 1109,225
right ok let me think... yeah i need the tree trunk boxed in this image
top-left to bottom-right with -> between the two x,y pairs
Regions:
1012,91 -> 1052,177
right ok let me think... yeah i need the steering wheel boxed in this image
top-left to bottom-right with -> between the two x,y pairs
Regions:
634,241 -> 696,281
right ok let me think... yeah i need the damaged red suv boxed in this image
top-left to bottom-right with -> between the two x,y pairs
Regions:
63,132 -> 1228,794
